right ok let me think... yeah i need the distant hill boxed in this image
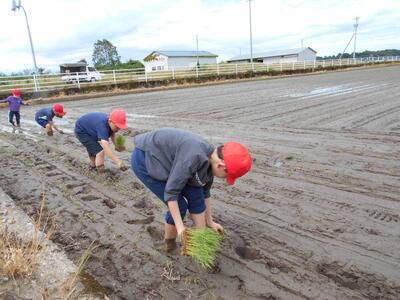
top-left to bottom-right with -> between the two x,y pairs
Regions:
317,49 -> 400,59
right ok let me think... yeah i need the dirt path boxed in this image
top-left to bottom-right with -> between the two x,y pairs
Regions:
0,66 -> 399,299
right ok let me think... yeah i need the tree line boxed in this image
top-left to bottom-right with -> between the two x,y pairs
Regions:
317,49 -> 400,60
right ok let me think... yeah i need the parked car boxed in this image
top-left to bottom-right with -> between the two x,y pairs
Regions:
60,63 -> 102,83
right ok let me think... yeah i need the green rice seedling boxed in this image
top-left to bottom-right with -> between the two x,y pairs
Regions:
115,135 -> 126,151
182,228 -> 223,269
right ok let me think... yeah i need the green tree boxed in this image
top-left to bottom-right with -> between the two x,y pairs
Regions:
92,39 -> 121,69
117,59 -> 144,70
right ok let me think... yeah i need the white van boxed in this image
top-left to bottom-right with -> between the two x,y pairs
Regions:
60,63 -> 102,83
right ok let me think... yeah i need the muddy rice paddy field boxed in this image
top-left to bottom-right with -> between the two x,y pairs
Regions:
0,66 -> 399,299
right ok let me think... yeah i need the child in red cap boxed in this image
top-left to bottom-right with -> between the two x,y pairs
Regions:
74,109 -> 128,173
131,128 -> 252,252
0,89 -> 30,127
35,103 -> 66,136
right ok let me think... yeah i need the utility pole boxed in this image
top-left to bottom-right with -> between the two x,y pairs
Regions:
248,0 -> 253,64
340,17 -> 360,60
11,0 -> 38,75
353,17 -> 359,59
196,35 -> 200,68
301,39 -> 304,49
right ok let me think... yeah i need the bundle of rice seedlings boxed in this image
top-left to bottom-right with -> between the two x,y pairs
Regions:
182,228 -> 223,269
115,135 -> 126,151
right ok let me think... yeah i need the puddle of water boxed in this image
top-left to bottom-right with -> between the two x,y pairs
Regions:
126,113 -> 158,119
0,124 -> 39,141
272,158 -> 283,168
287,83 -> 387,99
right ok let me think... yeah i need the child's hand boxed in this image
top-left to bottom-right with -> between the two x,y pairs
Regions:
209,222 -> 224,235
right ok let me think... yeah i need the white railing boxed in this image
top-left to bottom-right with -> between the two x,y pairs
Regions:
1,56 -> 399,94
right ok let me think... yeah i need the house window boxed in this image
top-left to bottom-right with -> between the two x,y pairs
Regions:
152,67 -> 156,71
157,66 -> 163,70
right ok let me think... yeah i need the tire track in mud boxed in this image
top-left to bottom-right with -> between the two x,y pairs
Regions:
1,66 -> 400,299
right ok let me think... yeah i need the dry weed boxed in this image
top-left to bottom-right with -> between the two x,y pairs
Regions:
0,194 -> 57,280
62,240 -> 98,300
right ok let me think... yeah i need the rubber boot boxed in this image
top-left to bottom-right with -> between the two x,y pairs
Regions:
164,238 -> 177,252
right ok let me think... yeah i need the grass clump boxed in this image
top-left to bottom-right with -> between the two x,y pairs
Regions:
0,228 -> 39,279
0,195 -> 57,280
63,240 -> 98,299
182,228 -> 223,269
115,135 -> 126,151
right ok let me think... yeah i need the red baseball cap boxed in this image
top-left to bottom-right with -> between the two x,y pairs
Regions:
222,142 -> 252,185
12,89 -> 21,97
53,103 -> 65,116
109,109 -> 127,129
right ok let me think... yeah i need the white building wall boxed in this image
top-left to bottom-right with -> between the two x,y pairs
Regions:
167,57 -> 217,69
145,56 -> 217,72
262,55 -> 298,64
298,48 -> 317,61
144,55 -> 169,72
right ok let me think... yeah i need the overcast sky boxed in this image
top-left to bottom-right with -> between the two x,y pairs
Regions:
1,0 -> 399,73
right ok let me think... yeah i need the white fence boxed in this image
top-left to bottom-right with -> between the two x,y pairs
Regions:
1,56 -> 399,93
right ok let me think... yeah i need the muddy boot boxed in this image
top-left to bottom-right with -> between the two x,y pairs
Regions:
164,238 -> 177,253
47,129 -> 53,136
96,164 -> 105,174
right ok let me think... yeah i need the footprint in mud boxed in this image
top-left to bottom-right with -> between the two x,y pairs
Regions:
38,164 -> 57,171
133,182 -> 144,190
74,186 -> 91,195
46,171 -> 64,177
81,195 -> 100,201
103,198 -> 116,209
235,246 -> 262,260
66,182 -> 85,189
127,216 -> 154,225
146,225 -> 164,240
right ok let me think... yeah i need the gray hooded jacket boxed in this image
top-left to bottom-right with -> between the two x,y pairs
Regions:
133,128 -> 214,201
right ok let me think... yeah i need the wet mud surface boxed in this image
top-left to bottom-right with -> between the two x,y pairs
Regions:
1,66 -> 400,299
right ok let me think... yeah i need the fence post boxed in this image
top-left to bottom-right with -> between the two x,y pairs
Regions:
280,62 -> 283,72
76,72 -> 80,89
235,64 -> 238,76
32,74 -> 38,92
145,70 -> 148,83
172,68 -> 175,80
292,62 -> 295,71
266,64 -> 269,72
113,70 -> 117,85
196,65 -> 199,79
252,63 -> 254,72
216,64 -> 219,75
303,61 -> 306,70
339,59 -> 342,67
322,60 -> 325,68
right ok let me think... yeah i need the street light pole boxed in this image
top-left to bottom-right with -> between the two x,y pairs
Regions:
248,0 -> 253,64
11,0 -> 39,81
353,17 -> 359,60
